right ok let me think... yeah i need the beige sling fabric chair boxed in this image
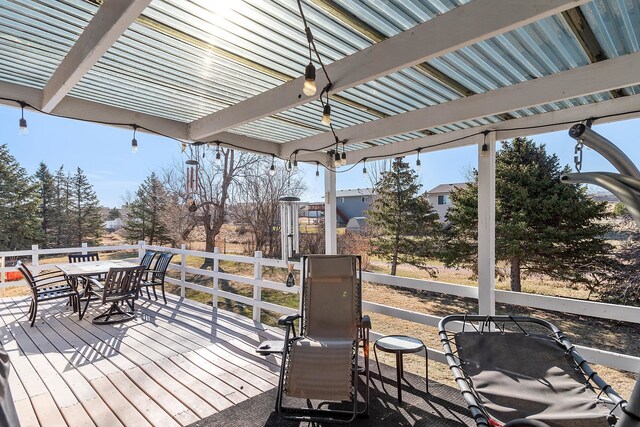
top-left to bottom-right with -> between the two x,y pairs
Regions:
275,255 -> 370,423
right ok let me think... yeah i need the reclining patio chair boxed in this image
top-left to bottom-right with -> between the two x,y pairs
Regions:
80,265 -> 145,324
439,315 -> 639,427
16,261 -> 80,327
274,255 -> 371,423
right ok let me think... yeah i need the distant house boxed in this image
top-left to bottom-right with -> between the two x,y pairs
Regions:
336,188 -> 375,224
426,183 -> 468,222
103,218 -> 125,232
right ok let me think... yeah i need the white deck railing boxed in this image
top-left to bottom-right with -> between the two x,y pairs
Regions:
1,243 -> 639,373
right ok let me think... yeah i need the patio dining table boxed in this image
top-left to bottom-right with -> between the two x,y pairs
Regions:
56,260 -> 139,294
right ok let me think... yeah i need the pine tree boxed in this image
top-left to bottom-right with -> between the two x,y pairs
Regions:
443,137 -> 611,292
0,144 -> 41,251
367,157 -> 441,276
107,207 -> 121,220
69,167 -> 103,246
33,163 -> 55,248
124,172 -> 170,245
49,166 -> 71,247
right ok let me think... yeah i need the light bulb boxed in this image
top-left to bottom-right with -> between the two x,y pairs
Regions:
334,151 -> 341,167
481,142 -> 489,158
321,104 -> 331,126
293,159 -> 299,172
215,151 -> 222,165
131,138 -> 138,154
416,158 -> 421,172
340,151 -> 347,166
315,163 -> 320,178
303,63 -> 316,96
269,163 -> 276,176
19,118 -> 28,135
315,169 -> 320,177
362,166 -> 367,177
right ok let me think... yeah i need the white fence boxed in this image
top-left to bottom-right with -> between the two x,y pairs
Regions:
1,243 -> 639,373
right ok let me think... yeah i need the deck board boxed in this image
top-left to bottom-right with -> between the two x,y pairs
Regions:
0,294 -> 282,426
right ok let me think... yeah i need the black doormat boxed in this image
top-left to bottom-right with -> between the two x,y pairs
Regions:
189,362 -> 472,426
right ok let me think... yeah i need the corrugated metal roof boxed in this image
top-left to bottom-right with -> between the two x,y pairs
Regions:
0,0 -> 639,156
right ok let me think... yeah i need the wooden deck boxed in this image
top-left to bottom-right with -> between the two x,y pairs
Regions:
0,293 -> 284,426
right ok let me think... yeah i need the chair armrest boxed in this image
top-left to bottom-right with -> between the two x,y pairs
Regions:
278,314 -> 301,326
86,277 -> 103,288
33,272 -> 66,283
361,315 -> 371,329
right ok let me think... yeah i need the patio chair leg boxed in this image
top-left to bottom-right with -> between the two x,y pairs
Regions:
28,299 -> 33,316
161,286 -> 167,304
80,295 -> 92,321
152,286 -> 158,301
146,287 -> 151,299
30,301 -> 37,327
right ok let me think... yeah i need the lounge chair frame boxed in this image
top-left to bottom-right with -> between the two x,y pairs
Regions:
275,255 -> 370,423
439,315 -> 628,427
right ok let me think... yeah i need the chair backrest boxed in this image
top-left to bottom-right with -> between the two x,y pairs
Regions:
151,253 -> 174,283
140,251 -> 156,269
15,261 -> 36,292
101,265 -> 145,303
302,255 -> 361,340
68,252 -> 99,263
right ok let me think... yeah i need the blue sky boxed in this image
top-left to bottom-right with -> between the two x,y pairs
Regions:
2,103 -> 639,207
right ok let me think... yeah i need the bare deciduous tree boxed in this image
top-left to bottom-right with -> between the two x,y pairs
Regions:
231,159 -> 306,257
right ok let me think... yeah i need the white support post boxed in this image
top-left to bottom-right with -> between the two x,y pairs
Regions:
180,243 -> 186,298
1,256 -> 5,297
477,132 -> 496,316
31,245 -> 39,273
138,240 -> 145,262
253,251 -> 262,323
212,247 -> 219,312
324,168 -> 337,255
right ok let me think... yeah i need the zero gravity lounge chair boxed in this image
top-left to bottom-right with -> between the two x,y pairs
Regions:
274,255 -> 371,423
439,315 -> 640,427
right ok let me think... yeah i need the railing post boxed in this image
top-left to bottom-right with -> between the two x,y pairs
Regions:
138,240 -> 145,262
81,242 -> 88,255
31,244 -> 39,273
253,251 -> 262,323
212,247 -> 219,313
180,243 -> 186,298
0,256 -> 5,297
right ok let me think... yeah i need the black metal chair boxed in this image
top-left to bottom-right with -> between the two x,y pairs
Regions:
139,253 -> 174,304
139,251 -> 157,280
80,265 -> 145,324
16,261 -> 80,327
68,252 -> 99,263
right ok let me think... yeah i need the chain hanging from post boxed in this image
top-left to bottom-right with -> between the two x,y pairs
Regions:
574,139 -> 584,172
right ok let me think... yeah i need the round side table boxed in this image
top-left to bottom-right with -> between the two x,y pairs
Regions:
374,335 -> 428,403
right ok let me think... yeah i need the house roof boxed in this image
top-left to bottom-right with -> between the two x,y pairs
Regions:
1,1 -> 639,165
336,188 -> 374,198
427,183 -> 468,194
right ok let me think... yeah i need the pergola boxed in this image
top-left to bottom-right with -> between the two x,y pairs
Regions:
1,0 -> 639,316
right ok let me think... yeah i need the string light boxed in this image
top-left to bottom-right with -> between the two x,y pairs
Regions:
215,142 -> 222,165
268,155 -> 276,176
303,63 -> 316,96
416,149 -> 422,171
362,159 -> 367,177
18,101 -> 28,136
293,158 -> 299,172
321,104 -> 331,126
315,162 -> 320,177
333,150 -> 341,167
481,131 -> 490,158
181,142 -> 186,152
131,125 -> 138,154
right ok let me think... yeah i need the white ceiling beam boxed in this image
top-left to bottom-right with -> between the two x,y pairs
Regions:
188,0 -> 589,141
283,52 -> 640,157
340,93 -> 640,165
2,81 -> 282,156
41,0 -> 152,113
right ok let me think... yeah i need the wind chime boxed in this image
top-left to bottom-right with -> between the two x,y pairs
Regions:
185,158 -> 199,212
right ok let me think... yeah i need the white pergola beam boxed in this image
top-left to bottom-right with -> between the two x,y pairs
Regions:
283,52 -> 640,156
188,0 -> 588,141
2,81 -> 283,156
341,92 -> 640,164
41,0 -> 152,112
477,132 -> 496,316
